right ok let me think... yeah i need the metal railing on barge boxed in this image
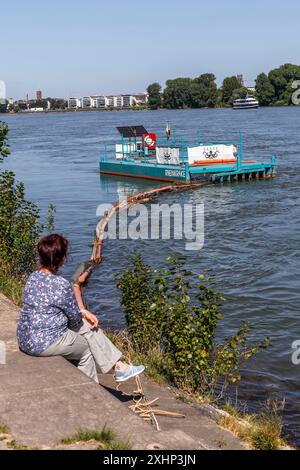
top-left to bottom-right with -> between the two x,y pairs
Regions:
99,129 -> 276,182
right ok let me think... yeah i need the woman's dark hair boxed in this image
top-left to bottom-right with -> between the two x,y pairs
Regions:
37,234 -> 69,273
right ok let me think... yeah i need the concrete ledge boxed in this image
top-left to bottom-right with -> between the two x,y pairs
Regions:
0,293 -> 245,450
0,294 -> 185,449
0,353 -> 169,449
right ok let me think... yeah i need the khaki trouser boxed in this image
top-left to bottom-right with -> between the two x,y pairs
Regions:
39,319 -> 122,383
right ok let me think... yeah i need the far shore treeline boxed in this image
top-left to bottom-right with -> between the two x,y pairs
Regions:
147,63 -> 300,109
1,63 -> 300,114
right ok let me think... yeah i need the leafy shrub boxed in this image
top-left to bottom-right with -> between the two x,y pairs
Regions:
0,123 -> 46,302
0,122 -> 9,162
116,253 -> 269,397
0,171 -> 43,277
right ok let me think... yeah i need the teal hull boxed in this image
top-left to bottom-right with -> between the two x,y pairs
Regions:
100,160 -> 189,182
99,159 -> 276,184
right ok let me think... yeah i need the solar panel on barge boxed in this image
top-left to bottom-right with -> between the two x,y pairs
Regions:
117,126 -> 148,138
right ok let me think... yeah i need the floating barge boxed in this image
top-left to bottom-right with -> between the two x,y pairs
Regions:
99,126 -> 276,184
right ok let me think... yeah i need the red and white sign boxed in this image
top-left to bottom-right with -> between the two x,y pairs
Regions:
143,133 -> 157,150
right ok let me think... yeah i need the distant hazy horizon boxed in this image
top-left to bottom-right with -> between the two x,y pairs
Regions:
2,0 -> 300,100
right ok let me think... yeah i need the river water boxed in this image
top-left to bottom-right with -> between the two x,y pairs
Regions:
2,108 -> 300,445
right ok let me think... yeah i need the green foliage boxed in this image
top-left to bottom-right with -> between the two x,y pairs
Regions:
221,76 -> 243,105
248,401 -> 284,450
162,74 -> 218,109
0,270 -> 23,305
0,123 -> 46,301
146,64 -> 300,109
0,122 -> 10,161
269,63 -> 300,104
147,82 -> 162,110
60,427 -> 130,450
191,73 -> 218,108
231,87 -> 249,101
255,64 -> 300,106
6,440 -> 35,450
0,100 -> 8,114
0,423 -> 9,434
219,400 -> 285,450
29,100 -> 48,109
255,73 -> 275,106
13,102 -> 27,112
163,78 -> 193,109
116,253 -> 159,351
1,124 -> 38,300
46,98 -> 68,110
106,329 -> 175,385
0,171 -> 43,277
116,253 -> 269,397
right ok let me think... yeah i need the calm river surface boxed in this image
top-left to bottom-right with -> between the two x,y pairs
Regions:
2,108 -> 300,445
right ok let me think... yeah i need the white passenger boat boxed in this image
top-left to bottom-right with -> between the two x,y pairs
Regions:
233,96 -> 259,109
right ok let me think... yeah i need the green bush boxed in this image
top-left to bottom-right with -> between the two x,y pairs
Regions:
116,253 -> 269,397
0,171 -> 43,277
0,122 -> 9,161
0,122 -> 46,302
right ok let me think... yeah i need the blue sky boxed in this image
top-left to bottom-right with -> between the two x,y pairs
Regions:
1,0 -> 300,99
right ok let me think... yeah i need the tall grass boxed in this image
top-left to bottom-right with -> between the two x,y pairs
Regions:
0,270 -> 24,306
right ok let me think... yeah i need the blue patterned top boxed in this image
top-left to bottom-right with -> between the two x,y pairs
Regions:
17,271 -> 82,355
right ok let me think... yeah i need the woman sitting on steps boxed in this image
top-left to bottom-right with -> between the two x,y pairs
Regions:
17,233 -> 145,384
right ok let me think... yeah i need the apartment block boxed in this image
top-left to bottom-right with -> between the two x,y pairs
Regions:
68,98 -> 82,109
